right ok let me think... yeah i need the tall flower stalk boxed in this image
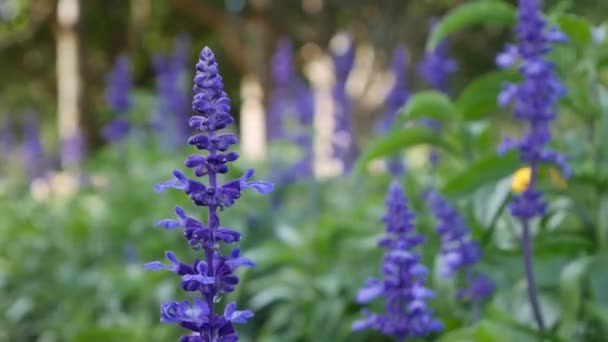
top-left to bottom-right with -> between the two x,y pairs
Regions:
146,46 -> 274,341
353,182 -> 443,341
496,0 -> 569,331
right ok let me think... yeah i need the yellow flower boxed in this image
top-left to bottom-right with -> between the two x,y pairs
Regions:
511,167 -> 532,193
511,166 -> 567,193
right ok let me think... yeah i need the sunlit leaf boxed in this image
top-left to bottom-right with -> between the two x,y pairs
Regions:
354,126 -> 456,174
395,90 -> 457,126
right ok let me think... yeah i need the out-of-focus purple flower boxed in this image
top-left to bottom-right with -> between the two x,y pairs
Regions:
353,182 -> 443,340
382,46 -> 410,130
496,0 -> 569,220
152,36 -> 192,146
105,55 -> 132,113
418,40 -> 458,93
379,46 -> 410,176
0,118 -> 15,155
425,190 -> 493,303
331,35 -> 358,172
457,273 -> 496,302
267,38 -> 314,141
60,130 -> 86,167
22,112 -> 47,180
417,20 -> 457,169
146,46 -> 273,341
103,55 -> 132,142
267,37 -> 315,181
102,118 -> 130,142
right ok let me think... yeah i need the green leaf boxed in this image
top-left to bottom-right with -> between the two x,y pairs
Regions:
442,150 -> 520,196
556,14 -> 593,45
535,232 -> 593,256
456,70 -> 520,121
474,320 -> 519,342
427,1 -> 517,51
589,253 -> 608,317
395,90 -> 457,126
558,257 -> 591,339
354,126 -> 455,174
437,326 -> 476,342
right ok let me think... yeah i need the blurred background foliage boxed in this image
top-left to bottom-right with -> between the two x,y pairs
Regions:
2,0 -> 608,342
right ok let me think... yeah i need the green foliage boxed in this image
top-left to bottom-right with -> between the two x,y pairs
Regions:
441,150 -> 520,196
427,1 -> 517,51
455,70 -> 520,121
396,90 -> 458,125
556,14 -> 593,46
3,1 -> 608,342
354,126 -> 455,173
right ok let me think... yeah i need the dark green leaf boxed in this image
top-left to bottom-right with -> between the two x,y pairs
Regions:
589,253 -> 608,315
442,150 -> 520,196
558,258 -> 590,339
456,70 -> 520,121
556,14 -> 593,45
354,126 -> 455,174
427,1 -> 517,51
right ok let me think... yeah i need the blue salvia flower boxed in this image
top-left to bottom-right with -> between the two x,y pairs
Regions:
102,55 -> 132,142
331,36 -> 358,172
146,46 -> 274,342
496,0 -> 569,220
495,0 -> 568,331
424,190 -> 494,304
353,182 -> 443,340
267,37 -> 315,182
379,46 -> 410,176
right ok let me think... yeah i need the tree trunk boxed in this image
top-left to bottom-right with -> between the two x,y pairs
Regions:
56,0 -> 82,170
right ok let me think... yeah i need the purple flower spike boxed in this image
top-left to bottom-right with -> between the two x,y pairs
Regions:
105,55 -> 132,113
353,182 -> 442,340
103,55 -> 132,142
152,35 -> 192,146
425,190 -> 494,305
497,0 -> 569,219
267,37 -> 315,184
146,46 -> 273,341
418,40 -> 458,93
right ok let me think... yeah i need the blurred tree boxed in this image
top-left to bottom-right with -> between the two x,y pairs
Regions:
1,0 -> 608,159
